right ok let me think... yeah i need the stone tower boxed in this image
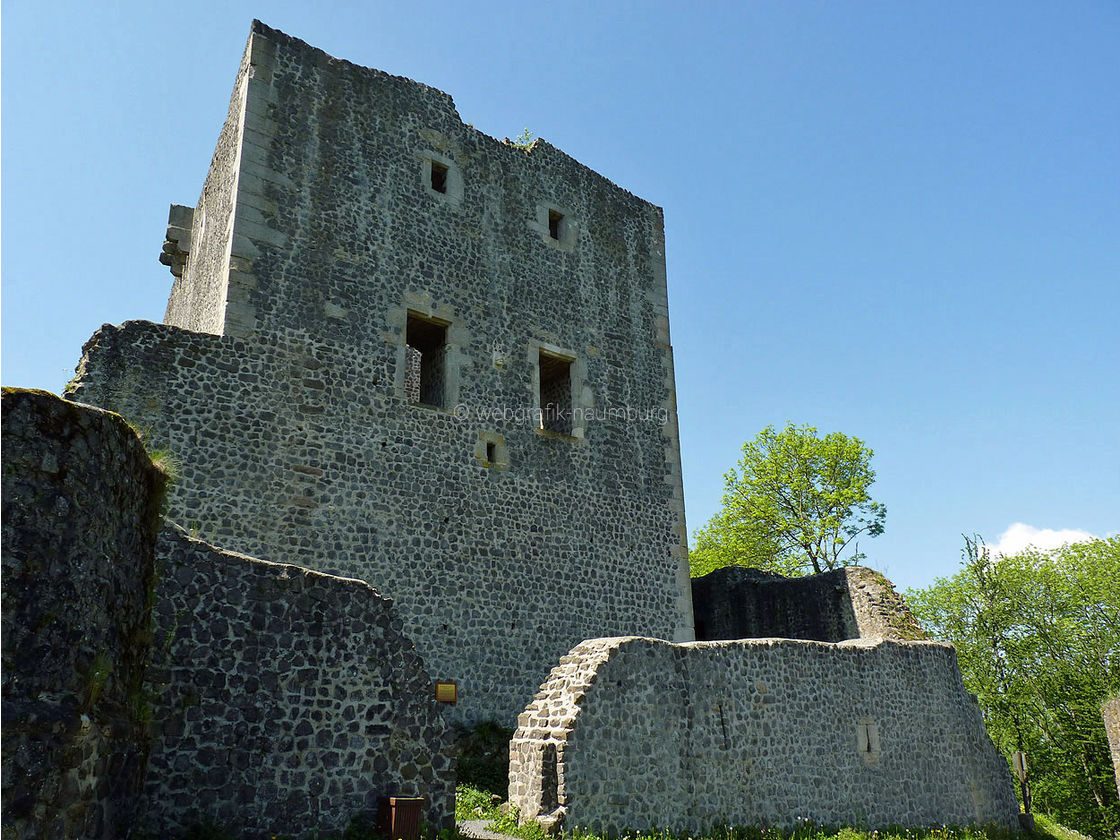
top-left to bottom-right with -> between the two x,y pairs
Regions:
69,20 -> 694,724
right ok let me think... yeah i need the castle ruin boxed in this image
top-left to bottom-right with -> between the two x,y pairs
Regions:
3,19 -> 1024,838
67,20 -> 694,728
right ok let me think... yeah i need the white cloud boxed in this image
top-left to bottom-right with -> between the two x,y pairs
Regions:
990,523 -> 1096,557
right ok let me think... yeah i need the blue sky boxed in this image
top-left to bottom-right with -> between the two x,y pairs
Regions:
4,1 -> 1118,590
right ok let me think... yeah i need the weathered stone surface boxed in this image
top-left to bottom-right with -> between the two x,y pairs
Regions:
159,204 -> 194,279
2,389 -> 455,838
509,636 -> 1020,834
1104,696 -> 1120,798
4,18 -> 1031,839
142,524 -> 455,838
1,388 -> 164,840
692,565 -> 927,642
67,19 -> 694,725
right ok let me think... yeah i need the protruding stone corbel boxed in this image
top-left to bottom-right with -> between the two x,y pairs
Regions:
159,204 -> 194,278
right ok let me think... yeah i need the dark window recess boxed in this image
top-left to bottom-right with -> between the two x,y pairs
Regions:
486,441 -> 497,463
405,314 -> 449,407
540,742 -> 559,814
538,351 -> 572,435
430,161 -> 449,194
548,209 -> 564,241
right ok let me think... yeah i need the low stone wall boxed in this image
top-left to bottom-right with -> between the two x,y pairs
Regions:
141,525 -> 456,838
1105,696 -> 1120,798
691,565 -> 926,642
509,636 -> 1019,834
1,388 -> 165,839
2,388 -> 455,838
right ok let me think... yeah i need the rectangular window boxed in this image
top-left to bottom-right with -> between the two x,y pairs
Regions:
538,350 -> 572,435
548,209 -> 564,241
406,313 -> 449,408
430,161 -> 449,194
857,719 -> 881,764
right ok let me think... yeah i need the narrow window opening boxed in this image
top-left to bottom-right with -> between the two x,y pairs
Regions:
477,433 -> 508,469
430,161 -> 449,194
540,742 -> 559,814
548,209 -> 564,241
406,313 -> 449,408
538,351 -> 572,435
857,719 -> 880,765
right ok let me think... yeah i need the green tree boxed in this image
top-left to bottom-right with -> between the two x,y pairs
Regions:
689,423 -> 886,577
908,536 -> 1120,839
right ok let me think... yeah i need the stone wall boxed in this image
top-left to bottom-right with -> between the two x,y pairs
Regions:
69,19 -> 694,725
2,389 -> 455,837
692,565 -> 927,642
1105,696 -> 1120,798
509,636 -> 1019,834
1,388 -> 165,839
162,37 -> 252,335
142,525 -> 454,838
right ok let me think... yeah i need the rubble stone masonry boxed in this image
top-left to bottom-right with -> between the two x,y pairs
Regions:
2,390 -> 454,838
142,525 -> 454,838
68,20 -> 693,725
692,565 -> 928,642
1,388 -> 164,839
509,636 -> 1020,834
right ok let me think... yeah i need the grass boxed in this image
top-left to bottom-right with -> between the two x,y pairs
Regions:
455,784 -> 1087,840
454,721 -> 514,795
1029,816 -> 1093,840
456,784 -> 547,840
